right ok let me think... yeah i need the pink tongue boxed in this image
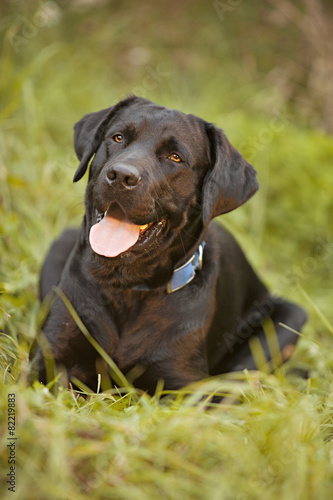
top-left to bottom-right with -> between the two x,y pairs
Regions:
89,209 -> 140,257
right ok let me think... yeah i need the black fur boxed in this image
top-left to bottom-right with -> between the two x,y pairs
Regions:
30,96 -> 307,394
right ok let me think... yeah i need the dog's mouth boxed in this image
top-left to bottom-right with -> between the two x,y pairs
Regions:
89,205 -> 167,258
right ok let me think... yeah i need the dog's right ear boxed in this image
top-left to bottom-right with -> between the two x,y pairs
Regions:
73,106 -> 116,182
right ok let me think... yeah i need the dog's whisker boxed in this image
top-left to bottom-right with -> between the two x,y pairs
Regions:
178,232 -> 187,259
180,228 -> 202,242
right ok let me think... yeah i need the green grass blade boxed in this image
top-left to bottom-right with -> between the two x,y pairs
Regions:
297,285 -> 333,335
53,286 -> 132,391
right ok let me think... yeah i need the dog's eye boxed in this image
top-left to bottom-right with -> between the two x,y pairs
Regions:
169,153 -> 182,163
113,134 -> 124,143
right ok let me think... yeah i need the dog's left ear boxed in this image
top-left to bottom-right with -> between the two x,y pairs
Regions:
202,124 -> 259,226
73,106 -> 116,182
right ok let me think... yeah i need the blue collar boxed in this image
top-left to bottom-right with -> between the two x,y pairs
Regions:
166,241 -> 205,293
132,242 -> 205,294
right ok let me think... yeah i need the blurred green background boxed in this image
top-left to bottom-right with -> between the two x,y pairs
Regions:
1,2 -> 333,499
1,0 -> 332,354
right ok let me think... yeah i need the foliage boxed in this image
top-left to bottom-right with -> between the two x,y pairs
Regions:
0,2 -> 333,499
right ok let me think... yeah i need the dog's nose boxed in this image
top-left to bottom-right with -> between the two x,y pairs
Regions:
106,164 -> 141,188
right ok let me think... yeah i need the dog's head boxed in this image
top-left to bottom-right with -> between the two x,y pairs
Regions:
73,96 -> 258,265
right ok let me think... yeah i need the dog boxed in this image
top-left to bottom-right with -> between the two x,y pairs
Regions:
29,96 -> 307,394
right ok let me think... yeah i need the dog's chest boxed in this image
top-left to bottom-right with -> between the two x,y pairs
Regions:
99,287 -> 213,370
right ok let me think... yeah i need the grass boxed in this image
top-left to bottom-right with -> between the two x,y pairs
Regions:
1,2 -> 333,499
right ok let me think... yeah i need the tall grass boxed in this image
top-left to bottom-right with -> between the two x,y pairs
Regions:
1,2 -> 333,499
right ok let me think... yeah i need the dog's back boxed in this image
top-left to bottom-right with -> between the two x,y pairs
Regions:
39,228 -> 79,300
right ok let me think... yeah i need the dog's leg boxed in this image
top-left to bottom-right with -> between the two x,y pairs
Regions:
218,297 -> 307,373
132,347 -> 209,395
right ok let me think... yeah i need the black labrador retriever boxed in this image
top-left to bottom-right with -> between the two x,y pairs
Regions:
30,96 -> 307,394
